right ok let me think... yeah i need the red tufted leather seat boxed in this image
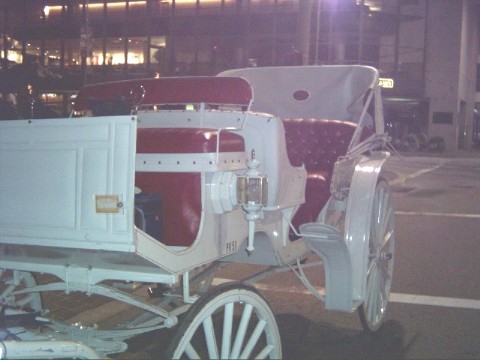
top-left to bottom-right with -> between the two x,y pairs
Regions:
283,119 -> 357,237
135,128 -> 245,247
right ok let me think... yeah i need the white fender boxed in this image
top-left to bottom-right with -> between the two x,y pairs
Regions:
344,151 -> 390,304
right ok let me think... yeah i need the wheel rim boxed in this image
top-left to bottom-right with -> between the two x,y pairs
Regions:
0,270 -> 42,311
359,181 -> 395,332
167,283 -> 282,359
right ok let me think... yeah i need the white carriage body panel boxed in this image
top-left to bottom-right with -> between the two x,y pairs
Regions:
132,109 -> 308,270
137,110 -> 307,211
218,65 -> 379,128
0,116 -> 137,251
0,111 -> 305,277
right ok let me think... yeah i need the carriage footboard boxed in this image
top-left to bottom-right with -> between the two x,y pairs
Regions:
299,223 -> 353,312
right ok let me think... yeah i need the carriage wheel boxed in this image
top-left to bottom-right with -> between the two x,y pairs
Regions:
0,269 -> 42,311
358,180 -> 395,332
165,282 -> 282,359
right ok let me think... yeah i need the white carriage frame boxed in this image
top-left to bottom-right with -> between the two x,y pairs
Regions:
0,65 -> 394,359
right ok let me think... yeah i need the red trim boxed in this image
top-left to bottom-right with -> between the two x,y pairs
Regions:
74,77 -> 253,112
137,128 -> 245,154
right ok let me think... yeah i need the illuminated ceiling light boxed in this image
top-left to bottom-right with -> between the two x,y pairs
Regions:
46,1 -> 146,13
42,0 -> 232,13
84,1 -> 146,10
164,0 -> 229,4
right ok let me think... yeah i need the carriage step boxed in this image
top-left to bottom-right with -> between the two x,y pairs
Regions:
300,223 -> 353,312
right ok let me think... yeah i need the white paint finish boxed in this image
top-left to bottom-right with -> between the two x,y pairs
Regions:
395,211 -> 480,219
0,116 -> 137,251
0,148 -> 77,228
389,293 -> 480,310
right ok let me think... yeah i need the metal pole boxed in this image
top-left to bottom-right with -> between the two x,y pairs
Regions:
297,0 -> 313,65
124,0 -> 130,76
314,0 -> 321,65
81,0 -> 89,86
394,0 -> 401,74
358,0 -> 365,64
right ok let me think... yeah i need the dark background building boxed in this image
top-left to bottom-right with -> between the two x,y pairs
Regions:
0,0 -> 478,151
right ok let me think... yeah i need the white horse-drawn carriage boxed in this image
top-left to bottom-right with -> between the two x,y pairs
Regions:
0,65 -> 394,359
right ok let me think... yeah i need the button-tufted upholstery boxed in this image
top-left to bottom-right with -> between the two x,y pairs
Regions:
283,119 -> 357,237
135,128 -> 245,247
283,119 -> 357,176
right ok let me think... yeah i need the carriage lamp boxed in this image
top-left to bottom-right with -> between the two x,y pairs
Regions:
236,175 -> 268,206
237,150 -> 268,255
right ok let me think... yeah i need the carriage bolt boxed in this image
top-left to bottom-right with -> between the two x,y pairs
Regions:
164,315 -> 178,328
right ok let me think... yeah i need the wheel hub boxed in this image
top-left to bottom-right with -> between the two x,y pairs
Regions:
378,251 -> 393,261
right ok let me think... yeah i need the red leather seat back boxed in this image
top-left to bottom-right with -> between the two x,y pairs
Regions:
283,119 -> 357,237
283,118 -> 356,177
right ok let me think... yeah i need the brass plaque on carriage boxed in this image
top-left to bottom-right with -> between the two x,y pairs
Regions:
95,195 -> 120,213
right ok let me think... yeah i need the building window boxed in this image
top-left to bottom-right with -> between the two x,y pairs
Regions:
432,111 -> 453,125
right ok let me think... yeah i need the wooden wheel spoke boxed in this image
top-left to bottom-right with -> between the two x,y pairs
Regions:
239,319 -> 267,359
185,342 -> 201,359
203,315 -> 219,359
254,344 -> 275,359
366,256 -> 376,277
221,302 -> 234,359
378,206 -> 393,245
381,228 -> 393,252
230,303 -> 253,358
368,268 -> 379,322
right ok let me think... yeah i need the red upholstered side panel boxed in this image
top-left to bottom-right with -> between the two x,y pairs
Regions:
137,128 -> 245,154
135,172 -> 201,247
135,128 -> 245,247
283,119 -> 357,237
290,173 -> 331,240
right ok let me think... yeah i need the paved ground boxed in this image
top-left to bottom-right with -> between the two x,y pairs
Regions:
25,146 -> 480,356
